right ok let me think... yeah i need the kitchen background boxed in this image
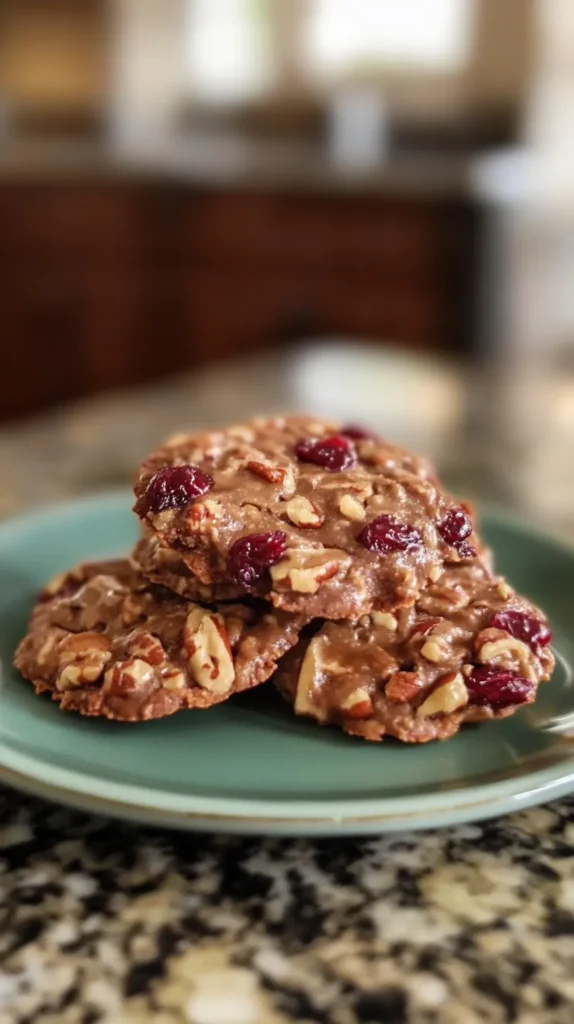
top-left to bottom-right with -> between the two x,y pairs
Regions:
1,0 -> 573,531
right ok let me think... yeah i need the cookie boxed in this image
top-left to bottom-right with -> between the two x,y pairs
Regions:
14,559 -> 303,721
133,416 -> 480,620
133,534 -> 240,603
274,561 -> 554,743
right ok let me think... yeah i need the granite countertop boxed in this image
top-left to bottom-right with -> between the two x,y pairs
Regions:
2,792 -> 573,1024
1,346 -> 573,1024
0,135 -> 471,197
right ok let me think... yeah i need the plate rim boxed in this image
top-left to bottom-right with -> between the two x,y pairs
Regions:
2,489 -> 574,834
1,757 -> 574,835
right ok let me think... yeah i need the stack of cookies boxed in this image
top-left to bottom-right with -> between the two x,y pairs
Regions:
15,417 -> 554,743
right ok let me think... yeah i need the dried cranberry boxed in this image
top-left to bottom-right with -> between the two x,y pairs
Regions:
295,435 -> 356,472
138,465 -> 213,515
227,531 -> 287,590
490,609 -> 551,654
466,666 -> 534,707
341,423 -> 379,441
438,507 -> 472,548
357,514 -> 422,555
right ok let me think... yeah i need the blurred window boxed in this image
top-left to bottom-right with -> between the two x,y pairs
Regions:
185,0 -> 274,103
305,0 -> 475,76
184,0 -> 476,106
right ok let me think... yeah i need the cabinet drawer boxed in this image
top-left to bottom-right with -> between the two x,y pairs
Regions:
0,184 -> 149,260
181,269 -> 293,360
184,192 -> 440,273
80,271 -> 183,391
323,274 -> 441,347
0,277 -> 83,417
180,266 -> 441,361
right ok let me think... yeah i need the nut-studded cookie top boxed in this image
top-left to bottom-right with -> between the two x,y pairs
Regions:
133,416 -> 480,620
14,559 -> 303,721
274,560 -> 554,744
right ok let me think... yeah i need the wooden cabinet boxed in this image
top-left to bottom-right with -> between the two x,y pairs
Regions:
0,180 -> 475,418
183,192 -> 441,273
0,270 -> 83,416
180,191 -> 460,356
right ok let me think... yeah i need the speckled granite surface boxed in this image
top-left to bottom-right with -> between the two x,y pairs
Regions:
1,349 -> 574,1023
2,791 -> 574,1024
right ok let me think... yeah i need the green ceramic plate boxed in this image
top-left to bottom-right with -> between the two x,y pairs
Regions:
1,491 -> 573,835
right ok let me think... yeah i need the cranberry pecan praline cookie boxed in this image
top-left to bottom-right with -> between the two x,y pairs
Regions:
133,416 -> 480,620
133,534 -> 240,603
14,559 -> 303,721
274,560 -> 554,744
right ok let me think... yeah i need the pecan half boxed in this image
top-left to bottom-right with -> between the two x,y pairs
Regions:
294,637 -> 327,720
183,606 -> 235,694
